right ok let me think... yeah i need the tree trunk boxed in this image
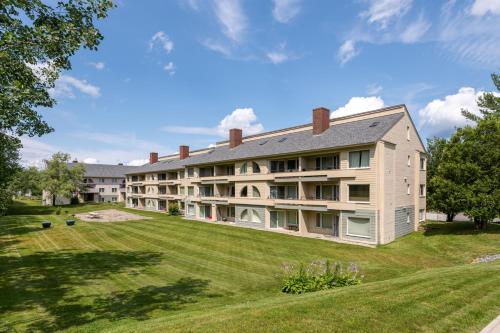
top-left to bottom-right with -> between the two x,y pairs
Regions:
446,213 -> 455,222
52,194 -> 56,206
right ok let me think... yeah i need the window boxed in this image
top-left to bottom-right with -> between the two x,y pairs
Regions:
199,167 -> 214,177
200,205 -> 211,219
287,211 -> 298,225
226,165 -> 235,175
228,185 -> 235,197
270,211 -> 285,228
240,162 -> 247,174
270,159 -> 298,173
270,160 -> 285,173
100,178 -> 105,183
407,184 -> 411,195
199,186 -> 213,197
241,209 -> 249,221
188,186 -> 194,196
99,188 -> 105,193
240,186 -> 248,197
187,168 -> 194,178
419,209 -> 425,222
406,212 -> 411,224
420,158 -> 426,170
112,178 -> 117,183
407,155 -> 411,167
187,204 -> 195,216
420,184 -> 426,196
112,197 -> 117,202
252,162 -> 261,173
315,213 -> 339,231
315,154 -> 340,170
347,217 -> 370,238
349,150 -> 370,168
112,188 -> 117,193
270,185 -> 298,199
315,184 -> 340,201
348,185 -> 369,202
227,206 -> 235,218
252,186 -> 261,198
251,209 -> 262,223
287,159 -> 297,171
407,126 -> 410,140
179,171 -> 185,179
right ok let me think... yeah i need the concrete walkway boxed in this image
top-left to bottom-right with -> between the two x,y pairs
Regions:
480,315 -> 500,333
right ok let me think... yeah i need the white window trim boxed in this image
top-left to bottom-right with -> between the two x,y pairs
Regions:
346,217 -> 371,239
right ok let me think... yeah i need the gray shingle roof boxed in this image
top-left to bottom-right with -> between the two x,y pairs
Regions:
128,112 -> 404,174
68,163 -> 137,178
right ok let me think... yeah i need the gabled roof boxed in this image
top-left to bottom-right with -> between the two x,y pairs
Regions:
127,111 -> 404,174
68,163 -> 137,178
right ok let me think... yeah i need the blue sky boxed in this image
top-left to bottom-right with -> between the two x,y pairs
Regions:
22,0 -> 500,166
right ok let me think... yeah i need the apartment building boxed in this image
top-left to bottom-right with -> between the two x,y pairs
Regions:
42,163 -> 135,205
125,105 -> 427,245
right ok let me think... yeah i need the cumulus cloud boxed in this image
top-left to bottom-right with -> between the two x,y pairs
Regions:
418,87 -> 498,136
361,0 -> 413,28
49,75 -> 101,98
149,31 -> 174,54
470,0 -> 500,16
338,40 -> 359,65
400,14 -> 431,43
163,107 -> 264,137
213,0 -> 247,42
331,96 -> 385,118
272,0 -> 301,23
164,62 -> 176,75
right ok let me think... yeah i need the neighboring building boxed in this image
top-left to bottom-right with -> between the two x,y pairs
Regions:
42,163 -> 136,205
125,105 -> 427,245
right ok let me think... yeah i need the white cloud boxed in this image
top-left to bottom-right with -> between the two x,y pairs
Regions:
338,40 -> 359,65
90,62 -> 105,70
331,96 -> 385,118
49,75 -> 100,98
400,14 -> 431,43
266,51 -> 288,64
164,107 -> 264,137
83,157 -> 98,164
183,0 -> 200,11
470,0 -> 500,16
361,0 -> 413,28
149,31 -> 174,54
272,0 -> 301,23
418,87 -> 499,136
367,83 -> 383,95
164,62 -> 176,75
213,0 -> 247,42
20,137 -> 59,168
202,39 -> 232,56
127,159 -> 149,166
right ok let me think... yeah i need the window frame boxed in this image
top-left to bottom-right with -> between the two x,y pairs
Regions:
419,184 -> 426,197
240,162 -> 248,175
252,162 -> 261,174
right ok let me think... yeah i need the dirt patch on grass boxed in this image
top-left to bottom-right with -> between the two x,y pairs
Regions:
75,209 -> 151,222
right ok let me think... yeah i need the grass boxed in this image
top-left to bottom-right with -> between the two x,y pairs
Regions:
1,199 -> 499,332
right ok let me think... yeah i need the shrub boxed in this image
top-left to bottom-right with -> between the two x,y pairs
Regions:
168,202 -> 180,216
281,259 -> 362,294
55,207 -> 61,215
70,196 -> 79,205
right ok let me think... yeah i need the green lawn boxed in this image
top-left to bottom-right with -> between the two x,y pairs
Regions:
1,200 -> 499,332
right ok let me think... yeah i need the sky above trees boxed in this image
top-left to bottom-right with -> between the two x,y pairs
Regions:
22,0 -> 500,166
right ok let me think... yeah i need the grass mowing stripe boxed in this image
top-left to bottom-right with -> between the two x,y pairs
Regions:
121,219 -> 281,272
114,222 -> 272,281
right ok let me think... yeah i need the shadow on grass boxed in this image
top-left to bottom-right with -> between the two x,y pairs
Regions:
0,250 -> 217,331
423,221 -> 500,236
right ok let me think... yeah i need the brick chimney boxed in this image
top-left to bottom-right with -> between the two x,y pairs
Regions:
229,128 -> 243,148
149,152 -> 158,164
312,107 -> 330,135
179,145 -> 189,159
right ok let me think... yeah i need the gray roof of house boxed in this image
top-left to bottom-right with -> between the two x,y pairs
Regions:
68,163 -> 137,178
127,112 -> 404,174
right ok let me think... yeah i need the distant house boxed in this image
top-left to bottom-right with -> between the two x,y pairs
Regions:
42,163 -> 137,205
